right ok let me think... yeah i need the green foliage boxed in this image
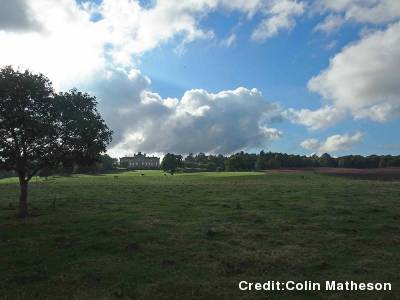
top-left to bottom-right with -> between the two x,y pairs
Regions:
319,153 -> 337,167
161,153 -> 183,175
225,151 -> 257,171
0,66 -> 112,216
0,67 -> 112,179
184,153 -> 225,171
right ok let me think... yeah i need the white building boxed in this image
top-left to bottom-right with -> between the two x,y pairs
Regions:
120,152 -> 160,169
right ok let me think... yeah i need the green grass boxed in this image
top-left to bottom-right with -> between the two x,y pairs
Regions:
1,171 -> 399,299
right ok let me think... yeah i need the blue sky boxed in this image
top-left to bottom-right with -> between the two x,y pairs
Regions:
1,0 -> 400,156
138,6 -> 400,156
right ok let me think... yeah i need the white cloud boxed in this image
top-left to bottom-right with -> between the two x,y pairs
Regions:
251,0 -> 305,41
354,103 -> 400,122
301,132 -> 363,153
81,69 -> 283,156
219,0 -> 261,16
313,14 -> 344,33
262,127 -> 283,140
96,0 -> 216,64
285,106 -> 346,130
300,138 -> 320,151
0,0 -> 107,89
308,22 -> 400,122
314,0 -> 400,29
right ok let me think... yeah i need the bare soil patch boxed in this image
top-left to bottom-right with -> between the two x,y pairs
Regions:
265,167 -> 400,181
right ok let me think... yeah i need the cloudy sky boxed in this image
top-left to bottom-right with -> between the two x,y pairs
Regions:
1,0 -> 399,157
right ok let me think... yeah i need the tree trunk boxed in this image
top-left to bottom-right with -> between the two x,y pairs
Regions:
18,177 -> 29,218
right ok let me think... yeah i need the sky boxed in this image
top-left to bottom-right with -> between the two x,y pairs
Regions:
0,0 -> 399,157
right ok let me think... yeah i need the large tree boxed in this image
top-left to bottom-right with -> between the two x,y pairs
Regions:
161,153 -> 183,175
0,66 -> 112,217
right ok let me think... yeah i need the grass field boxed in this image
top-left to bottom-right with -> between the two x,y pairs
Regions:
1,171 -> 400,299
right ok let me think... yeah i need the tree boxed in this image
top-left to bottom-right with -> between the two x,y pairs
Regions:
0,67 -> 112,217
319,153 -> 336,167
161,153 -> 183,175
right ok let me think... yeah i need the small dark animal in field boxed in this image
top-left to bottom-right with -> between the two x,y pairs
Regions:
164,174 -> 167,176
301,175 -> 305,179
114,176 -> 119,179
141,173 -> 145,176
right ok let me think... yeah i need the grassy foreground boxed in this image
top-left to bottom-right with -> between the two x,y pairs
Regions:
1,171 -> 399,299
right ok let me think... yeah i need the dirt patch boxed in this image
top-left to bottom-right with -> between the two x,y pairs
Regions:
264,167 -> 400,181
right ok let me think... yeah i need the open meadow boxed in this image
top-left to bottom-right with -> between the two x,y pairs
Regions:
1,171 -> 400,299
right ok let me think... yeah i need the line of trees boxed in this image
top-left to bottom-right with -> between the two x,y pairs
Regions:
160,151 -> 400,172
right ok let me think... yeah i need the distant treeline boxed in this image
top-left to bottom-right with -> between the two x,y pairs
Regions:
180,151 -> 400,172
1,152 -> 400,179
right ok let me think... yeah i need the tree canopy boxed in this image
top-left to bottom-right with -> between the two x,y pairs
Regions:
0,66 -> 112,217
161,153 -> 183,175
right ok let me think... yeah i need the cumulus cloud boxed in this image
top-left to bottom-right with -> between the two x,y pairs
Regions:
251,0 -> 305,41
263,127 -> 283,140
308,22 -> 400,122
314,0 -> 400,30
81,69 -> 283,156
285,106 -> 347,130
301,132 -> 363,153
300,138 -> 320,152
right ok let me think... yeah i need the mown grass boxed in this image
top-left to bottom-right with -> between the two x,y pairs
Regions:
1,171 -> 399,299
